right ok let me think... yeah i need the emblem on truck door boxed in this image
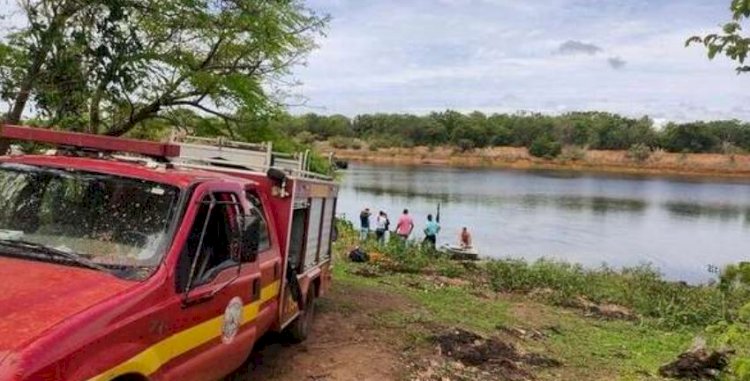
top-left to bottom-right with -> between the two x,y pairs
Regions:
222,297 -> 243,344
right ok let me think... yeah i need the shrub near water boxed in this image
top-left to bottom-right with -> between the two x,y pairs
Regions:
529,136 -> 562,158
335,220 -> 466,278
484,258 -> 731,328
367,238 -> 467,278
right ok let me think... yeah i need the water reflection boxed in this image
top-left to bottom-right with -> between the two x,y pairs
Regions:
519,195 -> 647,214
339,163 -> 750,282
664,201 -> 745,222
355,185 -> 649,215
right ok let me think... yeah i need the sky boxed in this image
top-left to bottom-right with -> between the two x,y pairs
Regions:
291,0 -> 749,123
0,0 -> 746,123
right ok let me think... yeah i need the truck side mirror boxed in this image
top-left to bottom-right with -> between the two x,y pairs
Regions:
242,213 -> 260,263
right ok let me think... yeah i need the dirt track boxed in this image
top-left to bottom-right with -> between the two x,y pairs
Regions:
226,283 -> 409,381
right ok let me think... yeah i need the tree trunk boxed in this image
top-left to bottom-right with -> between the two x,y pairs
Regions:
1,3 -> 80,153
88,83 -> 105,134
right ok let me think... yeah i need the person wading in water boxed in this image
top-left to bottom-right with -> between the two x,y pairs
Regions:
459,227 -> 472,249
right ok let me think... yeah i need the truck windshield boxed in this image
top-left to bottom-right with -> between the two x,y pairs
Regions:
0,163 -> 181,280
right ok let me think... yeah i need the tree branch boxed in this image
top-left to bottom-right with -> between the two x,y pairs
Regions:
168,101 -> 239,121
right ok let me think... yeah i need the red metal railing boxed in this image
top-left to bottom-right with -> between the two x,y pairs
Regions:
0,124 -> 181,158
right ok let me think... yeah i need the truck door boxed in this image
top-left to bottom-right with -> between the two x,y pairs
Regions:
244,189 -> 282,333
159,182 -> 262,381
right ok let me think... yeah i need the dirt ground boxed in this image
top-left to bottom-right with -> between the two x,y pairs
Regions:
226,284 -> 411,381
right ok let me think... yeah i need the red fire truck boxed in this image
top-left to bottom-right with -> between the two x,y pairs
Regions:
0,125 -> 338,381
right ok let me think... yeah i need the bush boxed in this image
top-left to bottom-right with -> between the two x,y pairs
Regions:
367,137 -> 399,150
401,139 -> 416,149
528,137 -> 562,158
626,143 -> 651,162
707,264 -> 750,379
294,131 -> 316,145
483,258 -> 730,328
455,139 -> 475,152
329,136 -> 361,149
559,146 -> 587,161
721,142 -> 743,155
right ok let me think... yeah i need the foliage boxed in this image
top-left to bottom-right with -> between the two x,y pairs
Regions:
626,143 -> 652,162
334,222 -> 739,330
455,138 -> 475,152
294,131 -> 316,145
687,0 -> 750,73
273,111 -> 750,156
559,145 -> 587,161
707,263 -> 750,380
528,136 -> 562,158
0,0 -> 328,137
329,136 -> 361,149
484,259 -> 734,329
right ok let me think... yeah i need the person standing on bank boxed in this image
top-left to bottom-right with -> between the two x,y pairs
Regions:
375,210 -> 389,245
359,208 -> 371,241
395,209 -> 414,240
423,214 -> 440,248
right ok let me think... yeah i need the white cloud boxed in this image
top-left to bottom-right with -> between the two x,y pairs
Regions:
293,0 -> 748,122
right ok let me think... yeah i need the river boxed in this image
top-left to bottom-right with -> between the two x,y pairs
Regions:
337,163 -> 750,283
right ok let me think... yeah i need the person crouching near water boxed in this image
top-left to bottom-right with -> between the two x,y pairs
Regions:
459,227 -> 472,249
395,209 -> 414,241
423,214 -> 440,248
359,207 -> 371,241
375,210 -> 390,245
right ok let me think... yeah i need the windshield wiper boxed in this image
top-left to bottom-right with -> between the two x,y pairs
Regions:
0,239 -> 114,274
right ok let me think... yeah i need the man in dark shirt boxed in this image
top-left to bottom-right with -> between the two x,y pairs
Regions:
359,207 -> 371,241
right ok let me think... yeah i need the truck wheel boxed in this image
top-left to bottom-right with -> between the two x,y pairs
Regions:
286,288 -> 315,343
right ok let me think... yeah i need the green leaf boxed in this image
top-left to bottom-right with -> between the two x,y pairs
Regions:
685,36 -> 703,47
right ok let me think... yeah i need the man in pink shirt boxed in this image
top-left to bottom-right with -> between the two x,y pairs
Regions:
395,209 -> 414,240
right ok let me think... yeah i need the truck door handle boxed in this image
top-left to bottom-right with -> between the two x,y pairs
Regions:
252,278 -> 261,301
274,263 -> 280,278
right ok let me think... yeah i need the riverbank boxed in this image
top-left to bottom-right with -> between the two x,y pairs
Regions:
322,143 -> 750,179
226,224 -> 749,380
319,222 -> 749,380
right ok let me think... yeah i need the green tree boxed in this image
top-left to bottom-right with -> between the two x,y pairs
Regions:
0,0 -> 328,143
687,0 -> 750,73
661,122 -> 721,153
529,136 -> 562,158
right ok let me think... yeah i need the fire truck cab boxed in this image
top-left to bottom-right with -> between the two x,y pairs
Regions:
0,125 -> 337,381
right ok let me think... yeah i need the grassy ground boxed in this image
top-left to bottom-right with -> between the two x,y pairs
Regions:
235,223 -> 746,380
332,259 -> 698,380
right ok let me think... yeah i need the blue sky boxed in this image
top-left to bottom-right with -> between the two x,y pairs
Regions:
292,0 -> 748,123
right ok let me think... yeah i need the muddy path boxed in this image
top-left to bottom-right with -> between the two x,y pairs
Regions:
226,283 -> 412,381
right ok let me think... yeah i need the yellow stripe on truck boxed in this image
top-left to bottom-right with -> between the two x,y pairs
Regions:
87,281 -> 280,381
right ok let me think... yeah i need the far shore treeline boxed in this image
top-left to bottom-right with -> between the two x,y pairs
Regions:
269,111 -> 750,157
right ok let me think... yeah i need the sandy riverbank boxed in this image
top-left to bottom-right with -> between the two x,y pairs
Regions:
321,144 -> 750,179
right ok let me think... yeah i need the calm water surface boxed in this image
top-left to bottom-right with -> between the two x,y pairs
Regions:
337,163 -> 750,283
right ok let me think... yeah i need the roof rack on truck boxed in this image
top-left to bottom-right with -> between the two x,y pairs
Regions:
169,134 -> 330,181
0,124 -> 332,181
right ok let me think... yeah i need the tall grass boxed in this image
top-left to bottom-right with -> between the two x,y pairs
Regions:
484,259 -> 732,328
335,219 -> 749,329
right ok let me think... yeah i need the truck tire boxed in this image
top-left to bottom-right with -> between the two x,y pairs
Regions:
285,288 -> 315,343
